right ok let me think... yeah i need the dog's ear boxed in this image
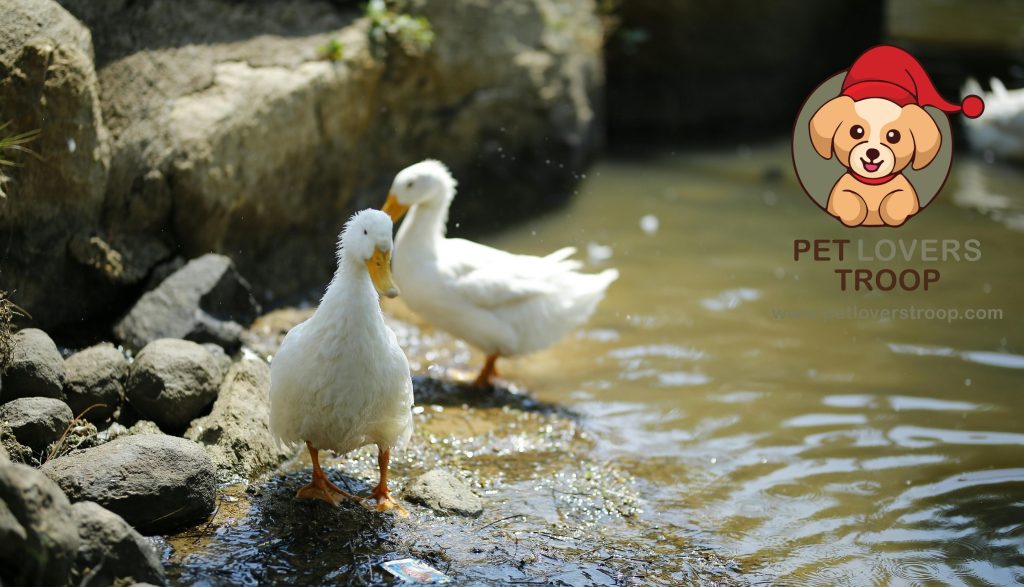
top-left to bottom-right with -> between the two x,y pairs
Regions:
904,105 -> 942,170
809,96 -> 853,159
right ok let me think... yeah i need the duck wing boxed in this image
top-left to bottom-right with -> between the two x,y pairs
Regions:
443,238 -> 576,309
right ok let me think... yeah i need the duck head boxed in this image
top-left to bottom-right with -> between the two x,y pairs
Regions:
382,159 -> 457,222
340,209 -> 399,298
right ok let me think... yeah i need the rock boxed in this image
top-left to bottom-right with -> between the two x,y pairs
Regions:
0,422 -> 32,465
7,0 -> 602,331
70,501 -> 166,586
0,397 -> 73,454
114,254 -> 260,352
0,0 -> 117,330
40,434 -> 217,534
0,441 -> 7,463
125,339 -> 224,431
185,358 -> 292,481
0,462 -> 81,586
63,342 -> 128,422
403,469 -> 483,517
1,329 -> 66,402
128,420 -> 163,436
202,342 -> 233,375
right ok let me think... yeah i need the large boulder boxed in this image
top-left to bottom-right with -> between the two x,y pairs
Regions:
63,342 -> 128,422
114,254 -> 260,352
0,396 -> 73,454
40,434 -> 217,534
0,0 -> 117,330
5,0 -> 603,329
185,358 -> 293,481
0,462 -> 81,587
125,339 -> 224,431
70,501 -> 166,586
1,328 -> 66,402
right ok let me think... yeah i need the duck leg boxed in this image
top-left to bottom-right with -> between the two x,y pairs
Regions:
296,441 -> 363,505
368,446 -> 409,516
472,353 -> 500,388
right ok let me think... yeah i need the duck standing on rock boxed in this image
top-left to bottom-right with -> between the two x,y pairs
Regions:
269,209 -> 413,514
382,160 -> 619,387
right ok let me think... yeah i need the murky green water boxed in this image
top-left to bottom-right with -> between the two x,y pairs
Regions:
481,144 -> 1024,585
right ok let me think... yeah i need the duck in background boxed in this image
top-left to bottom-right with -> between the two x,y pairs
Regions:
381,160 -> 618,388
963,77 -> 1024,161
269,209 -> 413,515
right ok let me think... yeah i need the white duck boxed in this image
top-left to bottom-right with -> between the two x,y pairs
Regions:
962,77 -> 1024,161
382,160 -> 619,387
269,209 -> 413,513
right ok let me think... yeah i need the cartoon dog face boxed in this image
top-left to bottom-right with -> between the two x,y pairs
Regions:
809,96 -> 942,178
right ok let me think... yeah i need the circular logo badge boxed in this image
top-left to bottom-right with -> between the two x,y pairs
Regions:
792,71 -> 955,228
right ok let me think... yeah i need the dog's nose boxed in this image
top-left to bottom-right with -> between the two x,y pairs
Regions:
866,148 -> 880,161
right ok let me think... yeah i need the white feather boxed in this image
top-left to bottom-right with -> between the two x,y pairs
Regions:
269,210 -> 413,454
389,162 -> 619,357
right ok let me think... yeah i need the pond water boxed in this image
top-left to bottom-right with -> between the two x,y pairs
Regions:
163,144 -> 1023,585
482,143 -> 1024,585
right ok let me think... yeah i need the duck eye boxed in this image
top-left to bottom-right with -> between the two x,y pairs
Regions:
886,129 -> 901,144
363,229 -> 367,235
406,180 -> 414,189
849,125 -> 864,139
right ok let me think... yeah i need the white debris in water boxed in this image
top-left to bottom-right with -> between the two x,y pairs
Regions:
640,214 -> 659,235
66,137 -> 76,153
586,241 -> 613,262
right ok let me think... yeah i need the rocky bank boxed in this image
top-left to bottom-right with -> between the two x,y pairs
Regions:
0,0 -> 603,331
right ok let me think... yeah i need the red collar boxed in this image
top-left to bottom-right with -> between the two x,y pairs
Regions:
849,170 -> 897,185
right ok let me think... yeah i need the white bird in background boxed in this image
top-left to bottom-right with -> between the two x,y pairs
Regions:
963,77 -> 1024,161
381,160 -> 619,387
269,209 -> 413,514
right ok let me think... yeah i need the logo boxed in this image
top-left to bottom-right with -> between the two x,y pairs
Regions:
792,45 -> 984,228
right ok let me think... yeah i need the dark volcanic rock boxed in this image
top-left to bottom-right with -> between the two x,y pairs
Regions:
40,434 -> 217,534
403,469 -> 483,517
1,329 -> 66,402
64,342 -> 128,422
71,501 -> 166,586
0,397 -> 74,453
185,358 -> 292,481
0,462 -> 81,587
125,339 -> 224,431
114,254 -> 260,352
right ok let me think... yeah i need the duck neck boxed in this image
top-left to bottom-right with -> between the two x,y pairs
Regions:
396,193 -> 451,254
318,256 -> 381,323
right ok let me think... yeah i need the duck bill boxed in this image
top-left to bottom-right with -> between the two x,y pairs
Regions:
382,193 -> 410,223
366,248 -> 399,298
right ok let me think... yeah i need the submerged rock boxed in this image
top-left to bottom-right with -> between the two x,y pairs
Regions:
0,462 -> 81,586
114,254 -> 260,352
125,339 -> 224,431
41,434 -> 217,534
185,358 -> 293,481
0,396 -> 73,454
70,501 -> 166,586
403,469 -> 483,517
64,342 -> 128,422
1,329 -> 66,402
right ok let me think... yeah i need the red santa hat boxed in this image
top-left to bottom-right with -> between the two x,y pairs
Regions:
841,45 -> 984,119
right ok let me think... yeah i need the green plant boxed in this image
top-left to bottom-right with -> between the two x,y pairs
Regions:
0,121 -> 40,199
366,0 -> 435,57
318,38 -> 345,62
